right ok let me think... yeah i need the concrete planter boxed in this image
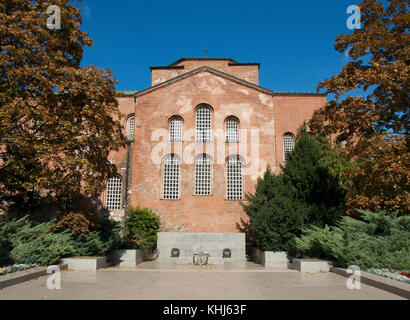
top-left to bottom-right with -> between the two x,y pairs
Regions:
332,267 -> 410,299
0,264 -> 68,289
108,249 -> 145,267
290,259 -> 333,272
61,256 -> 107,271
249,247 -> 290,269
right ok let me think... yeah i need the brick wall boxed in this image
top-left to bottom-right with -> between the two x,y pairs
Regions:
151,58 -> 259,86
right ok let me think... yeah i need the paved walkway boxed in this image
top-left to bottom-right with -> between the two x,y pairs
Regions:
0,261 -> 404,300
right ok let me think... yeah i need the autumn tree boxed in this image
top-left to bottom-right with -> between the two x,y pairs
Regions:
309,0 -> 409,216
0,0 -> 125,214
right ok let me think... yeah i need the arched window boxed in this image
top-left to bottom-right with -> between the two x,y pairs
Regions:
283,133 -> 295,162
225,117 -> 239,142
195,105 -> 212,142
169,116 -> 182,142
162,155 -> 180,199
194,155 -> 212,195
106,175 -> 122,210
226,156 -> 243,200
127,116 -> 135,138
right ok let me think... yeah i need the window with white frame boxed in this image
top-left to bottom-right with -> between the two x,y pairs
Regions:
169,117 -> 182,142
226,156 -> 243,200
162,155 -> 180,199
127,116 -> 135,138
226,117 -> 239,142
283,133 -> 295,162
106,175 -> 122,210
195,105 -> 212,142
194,155 -> 211,195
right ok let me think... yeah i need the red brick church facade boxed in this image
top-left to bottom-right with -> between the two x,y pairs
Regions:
101,57 -> 326,233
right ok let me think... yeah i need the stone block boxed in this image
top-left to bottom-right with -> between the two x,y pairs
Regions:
291,259 -> 333,272
156,232 -> 246,262
61,257 -> 107,271
108,249 -> 145,267
250,247 -> 290,269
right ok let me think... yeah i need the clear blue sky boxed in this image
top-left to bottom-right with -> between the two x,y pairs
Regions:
77,0 -> 358,94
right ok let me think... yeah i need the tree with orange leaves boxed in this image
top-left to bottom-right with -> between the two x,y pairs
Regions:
309,0 -> 409,216
0,1 -> 125,214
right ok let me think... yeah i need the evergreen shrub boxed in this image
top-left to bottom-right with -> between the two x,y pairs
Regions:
241,167 -> 308,251
123,207 -> 161,250
289,210 -> 410,270
0,215 -> 121,265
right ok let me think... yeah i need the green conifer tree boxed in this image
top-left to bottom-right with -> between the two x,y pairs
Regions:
281,125 -> 348,226
242,125 -> 349,251
242,167 -> 309,251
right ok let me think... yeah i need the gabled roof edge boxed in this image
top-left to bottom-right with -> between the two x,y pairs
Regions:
133,66 -> 326,98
